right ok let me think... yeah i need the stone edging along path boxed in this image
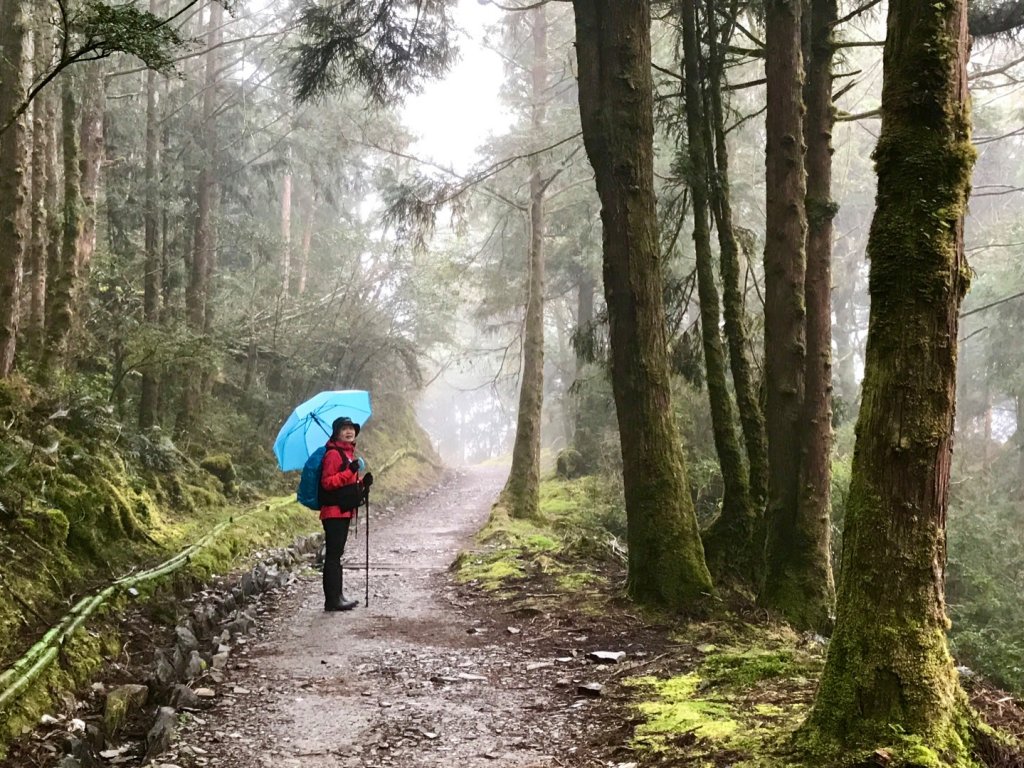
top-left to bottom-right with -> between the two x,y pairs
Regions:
0,497 -> 326,766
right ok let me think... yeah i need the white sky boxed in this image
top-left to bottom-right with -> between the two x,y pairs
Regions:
401,0 -> 512,173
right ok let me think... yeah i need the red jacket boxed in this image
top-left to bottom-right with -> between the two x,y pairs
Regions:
319,439 -> 362,520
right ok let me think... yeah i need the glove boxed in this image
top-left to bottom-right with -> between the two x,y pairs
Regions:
349,457 -> 365,473
362,471 -> 374,489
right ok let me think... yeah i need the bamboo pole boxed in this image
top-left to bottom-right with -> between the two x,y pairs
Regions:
0,498 -> 296,714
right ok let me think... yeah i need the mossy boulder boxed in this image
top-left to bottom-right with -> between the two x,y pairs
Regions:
19,509 -> 71,547
200,454 -> 237,494
103,684 -> 149,738
555,448 -> 583,479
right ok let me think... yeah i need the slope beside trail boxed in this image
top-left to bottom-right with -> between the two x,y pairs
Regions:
170,466 -> 615,768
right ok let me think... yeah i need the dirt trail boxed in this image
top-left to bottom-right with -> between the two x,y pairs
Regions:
175,466 -> 607,768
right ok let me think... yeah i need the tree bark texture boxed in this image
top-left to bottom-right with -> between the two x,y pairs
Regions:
679,0 -> 757,582
75,62 -> 104,295
571,272 -> 601,475
833,236 -> 861,412
808,0 -> 975,749
43,91 -> 61,355
706,15 -> 769,510
26,24 -> 54,360
572,0 -> 714,608
788,0 -> 839,633
758,0 -> 819,628
501,5 -> 547,521
200,1 -> 222,338
0,0 -> 31,376
140,0 -> 163,430
281,163 -> 292,296
297,202 -> 314,296
44,73 -> 83,372
180,0 -> 222,435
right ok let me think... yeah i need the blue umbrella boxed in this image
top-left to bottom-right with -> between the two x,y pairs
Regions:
273,390 -> 372,471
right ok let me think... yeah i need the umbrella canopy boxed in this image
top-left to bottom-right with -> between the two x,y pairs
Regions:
273,390 -> 372,471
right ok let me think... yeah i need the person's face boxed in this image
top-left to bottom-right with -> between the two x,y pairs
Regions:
338,426 -> 357,442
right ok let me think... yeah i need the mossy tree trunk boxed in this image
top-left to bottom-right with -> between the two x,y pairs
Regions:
140,0 -> 163,430
26,19 -> 55,362
44,73 -> 83,373
759,0 -> 834,632
75,62 -> 105,315
502,5 -> 548,521
807,0 -> 975,749
679,0 -> 757,582
706,16 -> 769,512
0,0 -> 30,377
44,62 -> 105,374
572,0 -> 714,608
570,271 -> 602,475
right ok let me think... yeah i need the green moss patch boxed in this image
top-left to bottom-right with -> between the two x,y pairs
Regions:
629,674 -> 742,749
454,476 -> 627,597
701,647 -> 821,688
621,623 -> 827,767
453,549 -> 526,590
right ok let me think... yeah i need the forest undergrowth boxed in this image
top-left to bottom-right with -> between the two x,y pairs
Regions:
454,474 -> 1024,768
0,374 -> 439,752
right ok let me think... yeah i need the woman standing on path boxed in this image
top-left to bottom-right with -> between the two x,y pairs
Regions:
319,416 -> 371,612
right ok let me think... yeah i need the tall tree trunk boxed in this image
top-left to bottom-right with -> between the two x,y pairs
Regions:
679,0 -> 756,582
706,9 -> 769,509
764,0 -> 838,632
75,62 -> 105,302
140,0 -> 163,430
43,94 -> 62,353
44,73 -> 83,372
807,0 -> 975,749
833,236 -> 861,413
26,22 -> 53,360
0,0 -> 31,377
572,0 -> 714,608
501,5 -> 548,521
570,271 -> 600,475
297,200 -> 314,296
44,62 -> 103,373
1016,393 -> 1024,499
281,161 -> 292,296
180,0 -> 222,435
758,0 -> 819,627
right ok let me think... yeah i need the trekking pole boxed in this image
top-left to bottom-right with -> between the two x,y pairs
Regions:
364,491 -> 370,607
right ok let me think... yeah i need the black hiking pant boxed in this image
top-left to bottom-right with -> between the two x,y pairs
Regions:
322,517 -> 352,604
323,517 -> 352,563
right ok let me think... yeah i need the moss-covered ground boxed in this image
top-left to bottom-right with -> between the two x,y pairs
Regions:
624,622 -> 825,767
454,473 -> 1024,768
452,475 -> 621,599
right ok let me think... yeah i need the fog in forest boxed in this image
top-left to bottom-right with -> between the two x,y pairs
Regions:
1,0 -> 1024,760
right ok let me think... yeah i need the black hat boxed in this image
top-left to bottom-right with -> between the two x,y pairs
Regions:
332,416 -> 360,436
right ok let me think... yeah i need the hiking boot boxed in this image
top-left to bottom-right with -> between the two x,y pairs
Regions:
327,595 -> 358,612
323,563 -> 359,611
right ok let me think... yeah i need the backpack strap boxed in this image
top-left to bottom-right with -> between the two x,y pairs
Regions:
320,446 -> 342,486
